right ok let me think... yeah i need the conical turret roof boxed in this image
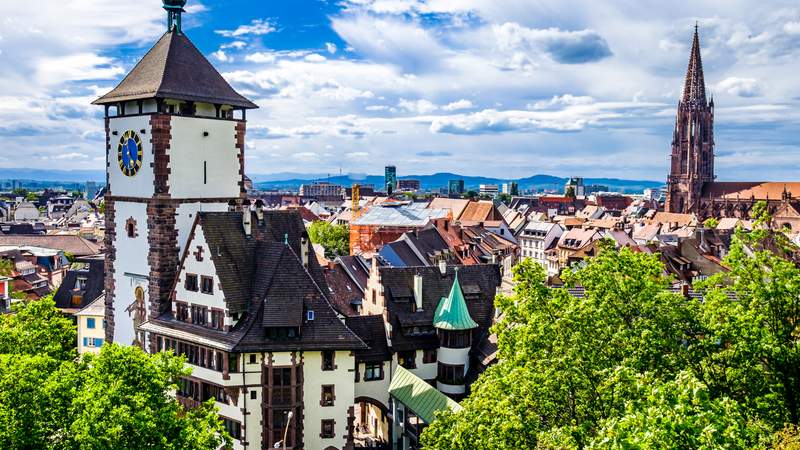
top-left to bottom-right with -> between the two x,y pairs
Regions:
433,271 -> 478,331
94,31 -> 256,109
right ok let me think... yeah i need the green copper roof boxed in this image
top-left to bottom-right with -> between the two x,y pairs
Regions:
388,366 -> 462,423
433,271 -> 478,330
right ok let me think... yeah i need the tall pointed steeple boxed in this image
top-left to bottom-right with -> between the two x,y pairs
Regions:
665,24 -> 716,215
682,23 -> 707,105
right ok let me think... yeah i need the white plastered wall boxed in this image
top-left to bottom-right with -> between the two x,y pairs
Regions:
111,201 -> 150,345
107,115 -> 155,198
303,350 -> 355,450
168,116 -> 240,199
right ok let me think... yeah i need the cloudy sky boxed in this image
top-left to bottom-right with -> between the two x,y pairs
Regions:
2,0 -> 800,181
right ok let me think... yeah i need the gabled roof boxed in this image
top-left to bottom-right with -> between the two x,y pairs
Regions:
0,235 -> 100,256
433,272 -> 478,330
93,31 -> 256,109
345,315 -> 391,363
389,366 -> 462,424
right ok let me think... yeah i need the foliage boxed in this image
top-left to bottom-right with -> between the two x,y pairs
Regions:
422,237 -> 800,449
0,259 -> 14,277
565,186 -> 576,198
463,190 -> 478,200
703,217 -> 719,228
0,296 -> 76,360
98,200 -> 105,215
497,193 -> 512,205
0,298 -> 231,449
25,192 -> 38,202
307,221 -> 349,258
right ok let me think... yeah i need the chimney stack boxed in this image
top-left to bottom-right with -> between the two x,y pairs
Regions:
242,206 -> 252,237
413,274 -> 423,311
438,260 -> 447,275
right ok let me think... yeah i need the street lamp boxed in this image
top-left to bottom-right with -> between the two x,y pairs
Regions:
273,411 -> 293,449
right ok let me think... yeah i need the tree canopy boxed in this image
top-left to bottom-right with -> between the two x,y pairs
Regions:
307,221 -> 349,258
422,228 -> 800,449
0,297 -> 230,449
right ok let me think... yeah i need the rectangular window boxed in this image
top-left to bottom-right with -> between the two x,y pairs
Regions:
191,305 -> 207,326
200,276 -> 214,294
250,390 -> 257,400
249,354 -> 257,364
321,419 -> 335,439
423,349 -> 437,364
222,417 -> 241,440
211,310 -> 224,330
94,338 -> 104,347
398,351 -> 416,369
176,302 -> 189,322
86,317 -> 96,329
322,350 -> 335,371
321,385 -> 334,407
184,274 -> 199,292
271,368 -> 293,406
272,410 -> 293,447
364,363 -> 383,381
437,363 -> 465,385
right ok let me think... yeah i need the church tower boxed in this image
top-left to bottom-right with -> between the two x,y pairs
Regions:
93,0 -> 257,347
665,25 -> 715,214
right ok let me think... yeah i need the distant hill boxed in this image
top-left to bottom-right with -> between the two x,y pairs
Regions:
253,172 -> 663,194
0,168 -> 663,195
0,168 -> 105,183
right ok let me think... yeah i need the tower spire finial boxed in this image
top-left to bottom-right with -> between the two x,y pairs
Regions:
163,0 -> 188,33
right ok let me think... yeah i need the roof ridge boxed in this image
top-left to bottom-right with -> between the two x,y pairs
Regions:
156,31 -> 178,98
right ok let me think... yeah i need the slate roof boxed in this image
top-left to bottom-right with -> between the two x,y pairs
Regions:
323,264 -> 363,317
337,255 -> 371,292
93,31 -> 256,109
389,366 -> 462,424
144,210 -> 366,352
53,255 -> 105,311
345,315 -> 392,363
379,264 -> 500,351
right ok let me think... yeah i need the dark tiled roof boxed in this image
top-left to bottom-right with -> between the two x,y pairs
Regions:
379,264 -> 501,351
381,240 -> 425,267
53,256 -> 104,311
323,265 -> 362,317
345,315 -> 392,363
337,255 -> 370,291
93,31 -> 256,109
402,228 -> 460,266
151,210 -> 365,352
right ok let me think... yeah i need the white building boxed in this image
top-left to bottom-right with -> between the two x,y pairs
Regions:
519,220 -> 564,276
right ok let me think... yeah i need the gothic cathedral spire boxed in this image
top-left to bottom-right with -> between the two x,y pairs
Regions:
665,25 -> 715,214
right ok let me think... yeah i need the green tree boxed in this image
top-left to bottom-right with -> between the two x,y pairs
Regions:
423,245 -> 698,449
0,298 -> 231,449
703,217 -> 719,228
422,236 -> 799,449
307,221 -> 349,258
463,190 -> 478,200
0,296 -> 76,360
69,345 -> 230,450
25,192 -> 38,202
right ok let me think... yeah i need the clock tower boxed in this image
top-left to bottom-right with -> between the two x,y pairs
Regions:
93,0 -> 257,347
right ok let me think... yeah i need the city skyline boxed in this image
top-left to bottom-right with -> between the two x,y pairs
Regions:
2,1 -> 800,180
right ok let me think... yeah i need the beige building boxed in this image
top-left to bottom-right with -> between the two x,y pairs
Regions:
76,295 -> 105,354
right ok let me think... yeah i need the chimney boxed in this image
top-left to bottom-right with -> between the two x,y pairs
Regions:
242,207 -> 252,237
301,236 -> 310,269
254,199 -> 265,222
681,282 -> 690,299
413,274 -> 423,311
438,260 -> 447,275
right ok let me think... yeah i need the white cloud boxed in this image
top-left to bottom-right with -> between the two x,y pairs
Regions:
212,49 -> 231,63
216,19 -> 275,38
245,52 -> 277,64
326,42 -> 338,54
715,77 -> 762,97
398,98 -> 439,114
442,99 -> 474,111
346,151 -> 370,159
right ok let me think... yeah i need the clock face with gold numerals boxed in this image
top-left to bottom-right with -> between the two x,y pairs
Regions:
117,130 -> 143,177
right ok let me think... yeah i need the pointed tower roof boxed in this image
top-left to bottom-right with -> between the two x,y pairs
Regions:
433,270 -> 478,331
93,31 -> 256,109
682,24 -> 707,105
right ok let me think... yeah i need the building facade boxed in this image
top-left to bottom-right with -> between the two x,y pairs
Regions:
385,166 -> 397,196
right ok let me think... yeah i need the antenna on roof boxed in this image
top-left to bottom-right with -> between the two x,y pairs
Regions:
163,0 -> 187,33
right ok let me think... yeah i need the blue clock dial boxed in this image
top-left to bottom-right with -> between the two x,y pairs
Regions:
117,130 -> 143,177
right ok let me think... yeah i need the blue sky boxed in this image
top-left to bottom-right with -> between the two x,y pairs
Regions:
2,0 -> 800,181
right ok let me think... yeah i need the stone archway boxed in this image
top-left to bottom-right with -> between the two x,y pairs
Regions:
353,396 -> 390,448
